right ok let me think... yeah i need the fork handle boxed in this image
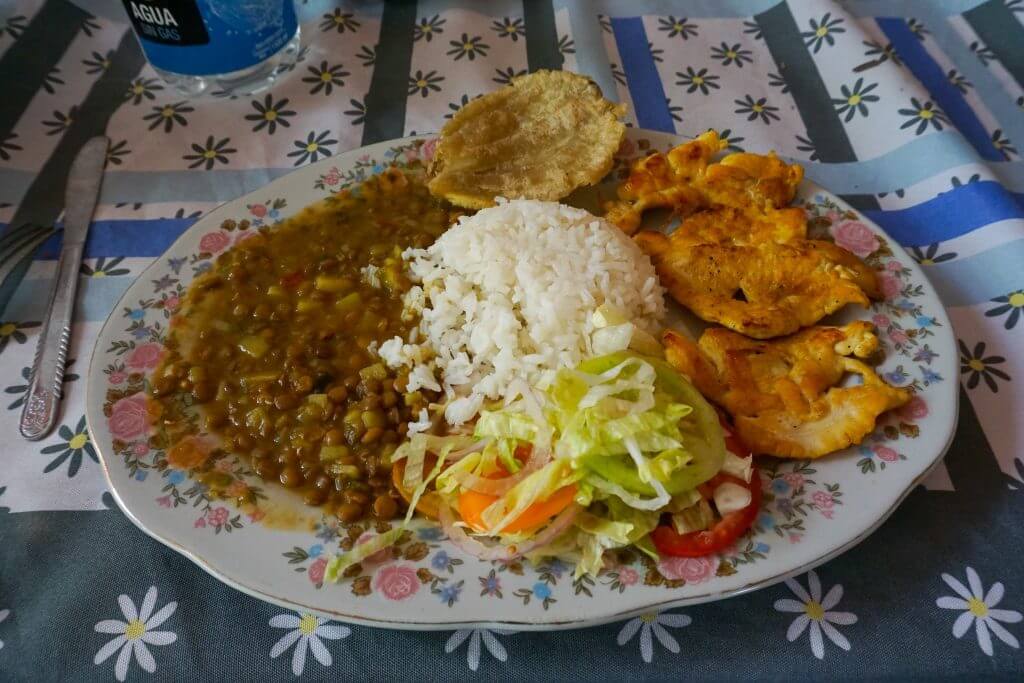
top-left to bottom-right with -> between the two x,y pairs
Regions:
20,243 -> 82,440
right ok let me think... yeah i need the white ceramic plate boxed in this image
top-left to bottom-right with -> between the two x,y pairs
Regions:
87,130 -> 958,630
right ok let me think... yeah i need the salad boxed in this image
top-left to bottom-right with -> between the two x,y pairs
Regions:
325,352 -> 760,582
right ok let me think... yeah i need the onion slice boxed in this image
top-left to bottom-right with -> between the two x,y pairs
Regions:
455,446 -> 552,496
438,502 -> 580,561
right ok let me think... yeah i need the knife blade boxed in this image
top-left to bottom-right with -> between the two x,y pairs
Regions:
20,136 -> 109,440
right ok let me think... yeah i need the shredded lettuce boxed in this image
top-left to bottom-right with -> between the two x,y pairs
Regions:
479,459 -> 582,532
324,528 -> 405,583
392,433 -> 478,524
360,350 -> 729,579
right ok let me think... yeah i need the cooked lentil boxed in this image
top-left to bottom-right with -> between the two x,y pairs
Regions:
150,168 -> 453,522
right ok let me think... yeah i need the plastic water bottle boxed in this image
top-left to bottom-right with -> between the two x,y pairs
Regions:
121,0 -> 301,97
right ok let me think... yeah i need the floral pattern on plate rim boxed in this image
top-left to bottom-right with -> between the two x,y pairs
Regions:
90,134 -> 953,622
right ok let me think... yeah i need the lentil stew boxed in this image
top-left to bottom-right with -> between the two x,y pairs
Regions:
148,168 -> 454,523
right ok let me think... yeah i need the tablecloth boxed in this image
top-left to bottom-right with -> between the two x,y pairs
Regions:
1,0 -> 1022,679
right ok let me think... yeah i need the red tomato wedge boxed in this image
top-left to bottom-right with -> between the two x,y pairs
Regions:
651,417 -> 761,558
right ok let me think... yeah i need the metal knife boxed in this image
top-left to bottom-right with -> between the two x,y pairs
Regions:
20,136 -> 109,440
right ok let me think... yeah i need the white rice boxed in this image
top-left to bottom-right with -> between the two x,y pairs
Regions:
378,199 -> 665,425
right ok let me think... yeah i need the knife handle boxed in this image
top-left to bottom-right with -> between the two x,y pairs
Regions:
20,242 -> 83,440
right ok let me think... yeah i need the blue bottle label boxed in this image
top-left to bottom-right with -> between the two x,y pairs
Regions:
122,1 -> 297,76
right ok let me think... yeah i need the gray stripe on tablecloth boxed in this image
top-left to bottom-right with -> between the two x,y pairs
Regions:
755,2 -> 855,163
524,0 -> 563,71
963,0 -> 1024,91
418,0 -> 522,17
755,2 -> 881,211
2,389 -> 1021,680
0,0 -> 88,142
10,29 -> 144,229
361,0 -> 418,145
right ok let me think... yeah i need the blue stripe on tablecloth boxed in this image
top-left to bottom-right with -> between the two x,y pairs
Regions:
8,241 -> 1021,322
562,0 -> 620,102
610,18 -> 674,132
862,180 -> 1024,246
8,185 -> 1019,259
876,17 -> 1003,162
15,218 -> 198,259
9,242 -> 1020,319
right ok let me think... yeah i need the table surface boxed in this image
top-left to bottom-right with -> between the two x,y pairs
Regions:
1,0 -> 1023,680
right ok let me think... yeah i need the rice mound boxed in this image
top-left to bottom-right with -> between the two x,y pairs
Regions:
379,199 -> 665,425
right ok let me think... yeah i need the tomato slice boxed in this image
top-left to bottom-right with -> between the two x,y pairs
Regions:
652,471 -> 760,557
651,418 -> 761,558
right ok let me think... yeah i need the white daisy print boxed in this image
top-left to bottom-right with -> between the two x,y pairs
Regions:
774,570 -> 857,660
93,586 -> 178,681
269,612 -> 351,676
937,566 -> 1022,656
616,610 -> 692,663
0,608 -> 9,649
444,629 -> 514,671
